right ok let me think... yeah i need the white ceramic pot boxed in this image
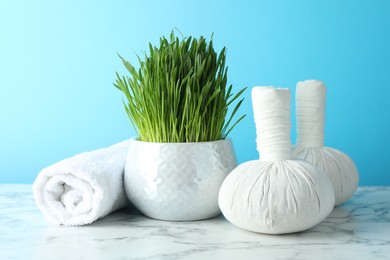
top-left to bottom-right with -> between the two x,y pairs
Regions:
124,138 -> 237,221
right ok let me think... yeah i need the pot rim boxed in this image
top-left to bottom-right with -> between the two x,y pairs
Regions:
129,137 -> 232,145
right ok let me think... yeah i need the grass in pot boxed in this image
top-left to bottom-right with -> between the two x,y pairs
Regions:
114,31 -> 246,221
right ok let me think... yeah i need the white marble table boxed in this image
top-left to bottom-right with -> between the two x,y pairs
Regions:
1,185 -> 389,260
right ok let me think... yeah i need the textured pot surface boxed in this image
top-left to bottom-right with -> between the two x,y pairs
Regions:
124,139 -> 237,221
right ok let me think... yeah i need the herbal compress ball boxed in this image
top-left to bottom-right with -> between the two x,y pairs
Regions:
292,80 -> 359,205
218,87 -> 335,234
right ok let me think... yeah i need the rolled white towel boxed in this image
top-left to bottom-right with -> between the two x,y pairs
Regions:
33,140 -> 129,226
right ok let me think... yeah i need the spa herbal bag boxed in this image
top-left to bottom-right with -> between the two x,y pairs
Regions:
292,80 -> 359,205
218,87 -> 335,234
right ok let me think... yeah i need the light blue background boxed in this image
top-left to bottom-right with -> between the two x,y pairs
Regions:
1,0 -> 389,185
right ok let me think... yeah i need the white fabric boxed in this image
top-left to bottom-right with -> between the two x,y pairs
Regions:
293,79 -> 359,205
252,87 -> 291,161
296,80 -> 326,148
33,140 -> 129,226
293,146 -> 359,205
219,87 -> 335,234
219,160 -> 335,234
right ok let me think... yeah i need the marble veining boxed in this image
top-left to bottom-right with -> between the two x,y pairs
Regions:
0,185 -> 389,260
